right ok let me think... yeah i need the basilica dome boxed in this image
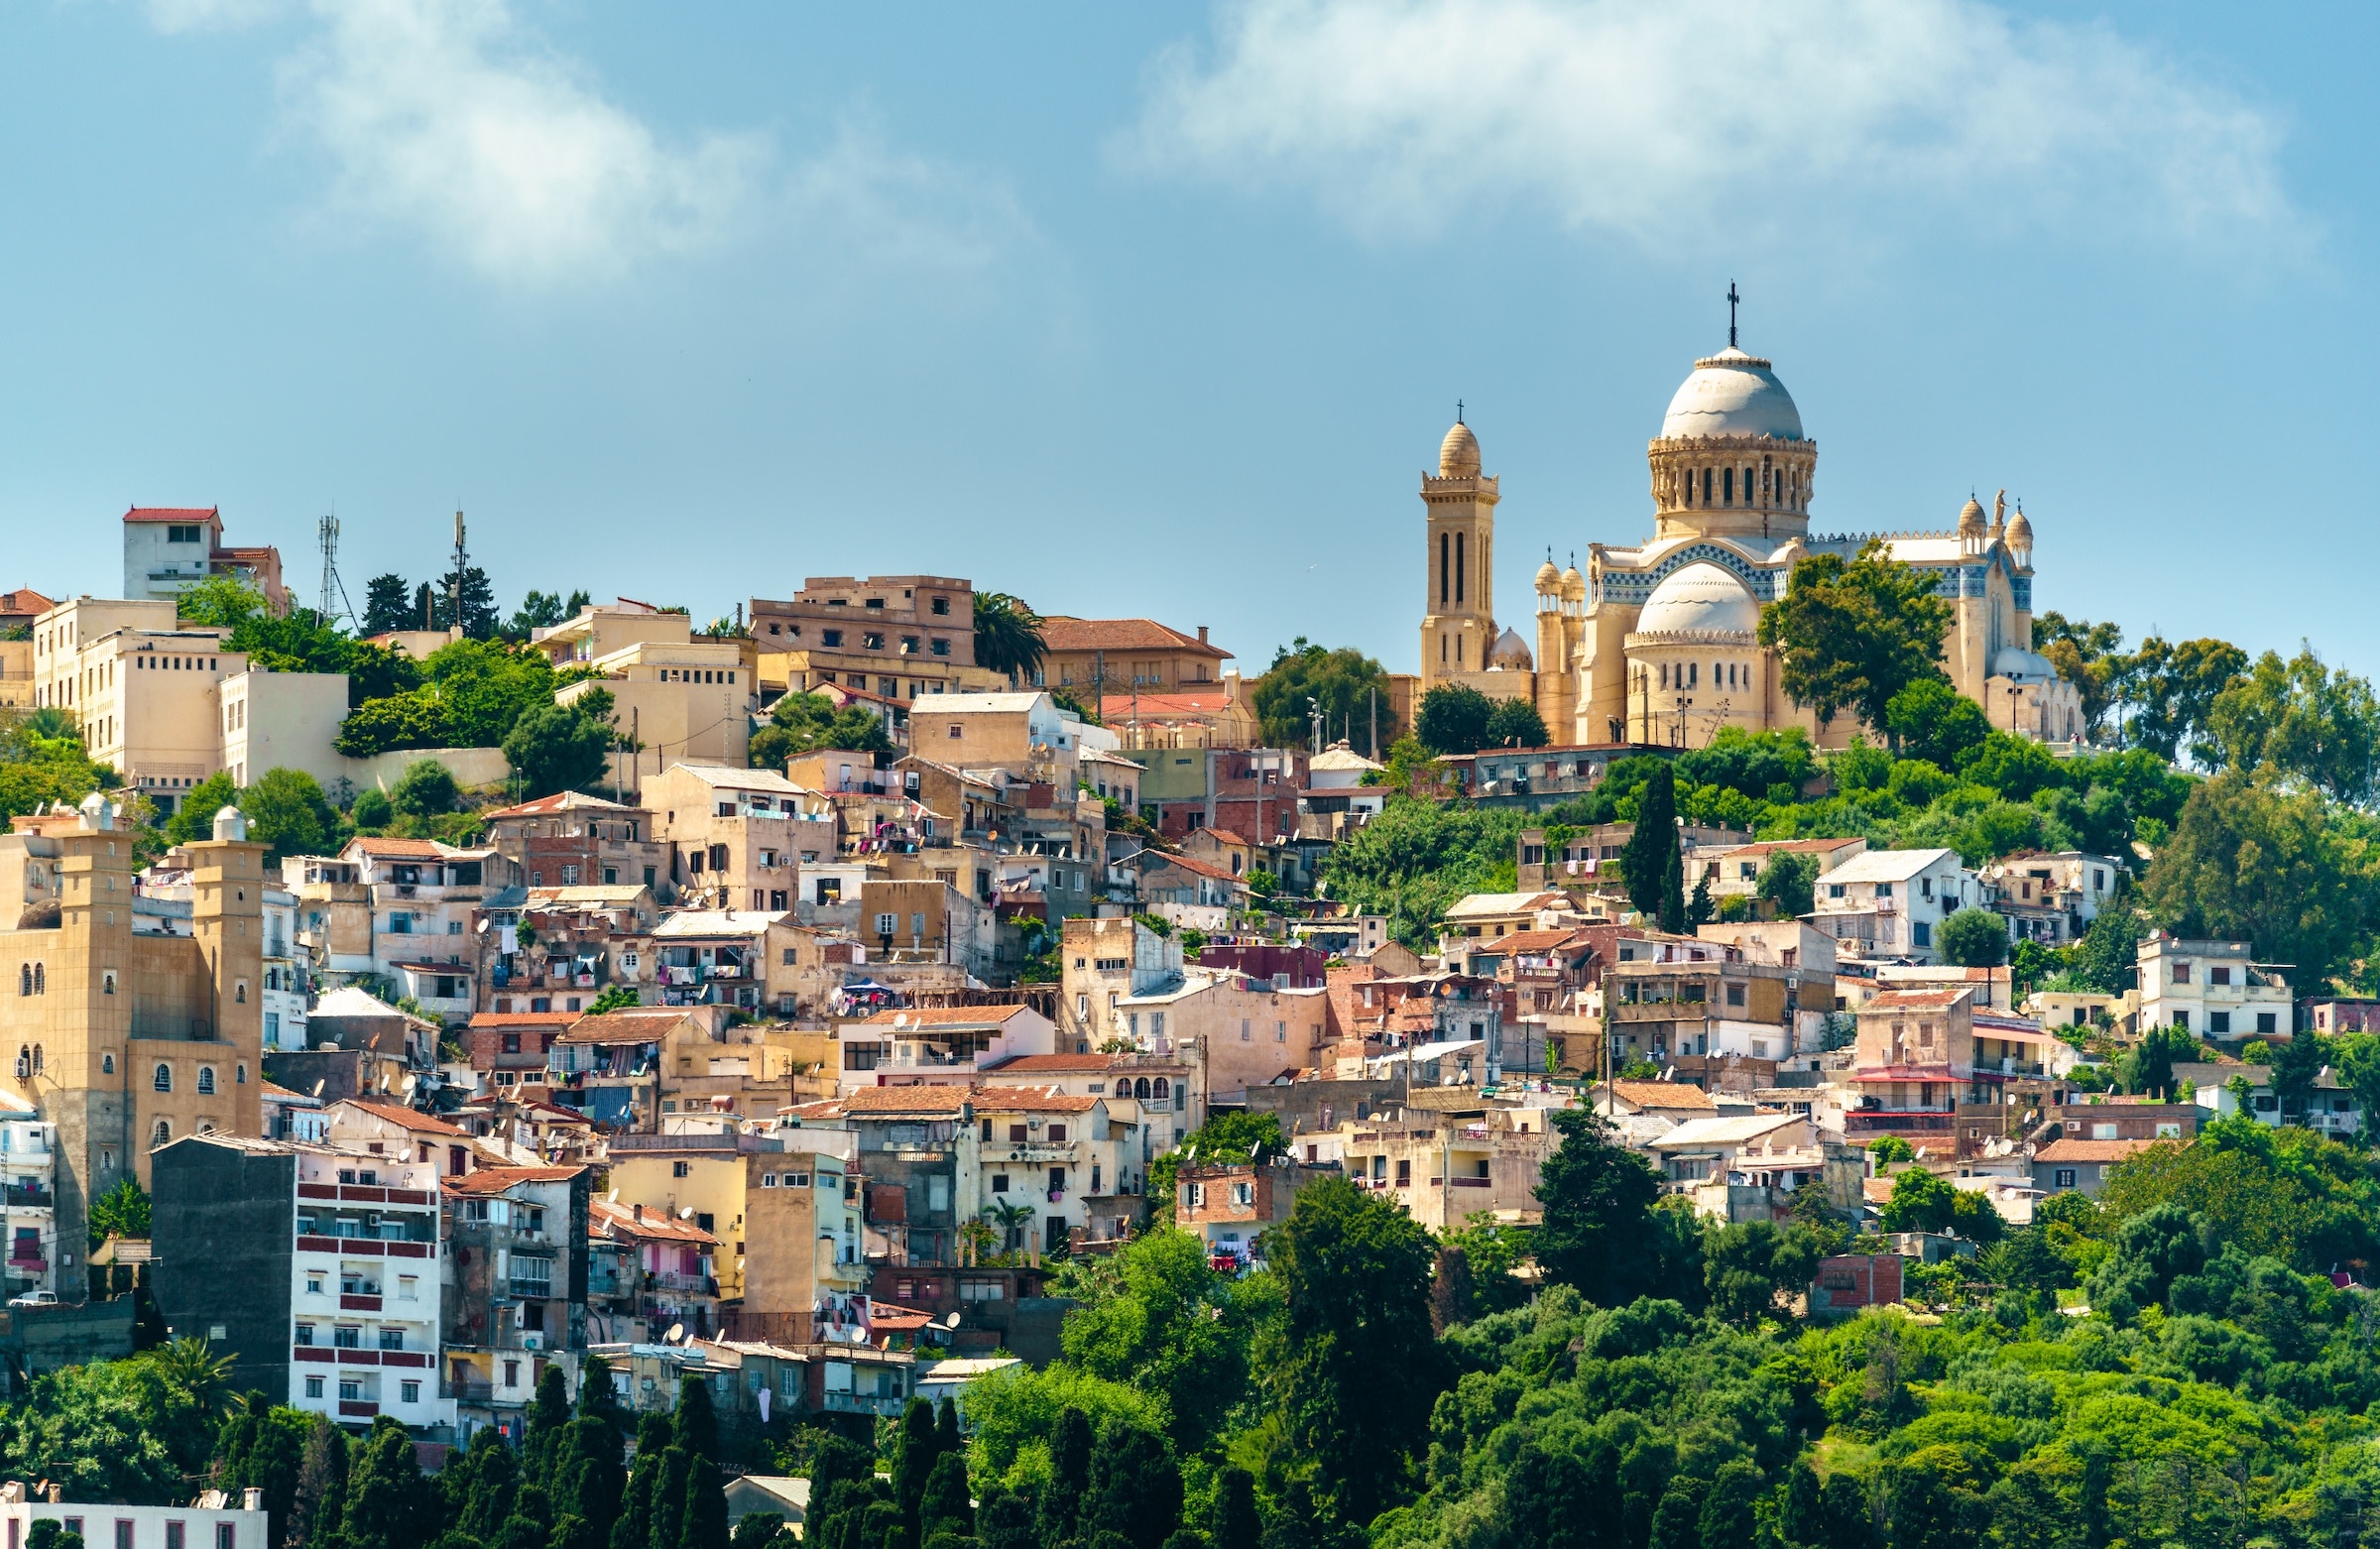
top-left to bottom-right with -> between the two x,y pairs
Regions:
1636,562 -> 1759,637
1488,628 -> 1535,670
1659,347 -> 1804,441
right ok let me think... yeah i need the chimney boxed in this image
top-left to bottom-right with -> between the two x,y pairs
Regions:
244,1489 -> 265,1512
633,1202 -> 645,1221
1197,626 -> 1209,645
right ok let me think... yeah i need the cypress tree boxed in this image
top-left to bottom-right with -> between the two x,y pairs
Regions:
339,1419 -> 436,1549
647,1448 -> 695,1549
609,1413 -> 674,1549
1210,1469 -> 1260,1549
1622,764 -> 1680,919
458,1428 -> 522,1541
525,1366 -> 574,1487
891,1399 -> 940,1536
1082,1424 -> 1181,1549
932,1399 -> 960,1457
673,1377 -> 719,1465
677,1451 -> 729,1549
1037,1408 -> 1093,1547
296,1416 -> 351,1549
1658,836 -> 1687,933
919,1453 -> 972,1546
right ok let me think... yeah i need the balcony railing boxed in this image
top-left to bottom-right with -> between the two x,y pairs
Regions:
509,1279 -> 554,1300
448,1378 -> 497,1403
821,1390 -> 908,1417
4,1186 -> 54,1211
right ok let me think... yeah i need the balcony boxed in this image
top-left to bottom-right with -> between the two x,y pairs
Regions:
448,1378 -> 497,1404
821,1390 -> 909,1417
509,1279 -> 554,1301
339,1293 -> 382,1312
5,1186 -> 54,1211
8,1256 -> 45,1274
337,1400 -> 380,1419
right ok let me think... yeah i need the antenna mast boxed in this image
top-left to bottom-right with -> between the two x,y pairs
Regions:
449,509 -> 468,636
316,514 -> 355,629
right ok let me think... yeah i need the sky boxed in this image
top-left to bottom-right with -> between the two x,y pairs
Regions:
0,0 -> 2370,680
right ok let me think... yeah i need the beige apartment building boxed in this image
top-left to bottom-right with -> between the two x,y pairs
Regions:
645,765 -> 834,912
539,601 -> 755,778
751,575 -> 1004,703
33,598 -> 244,812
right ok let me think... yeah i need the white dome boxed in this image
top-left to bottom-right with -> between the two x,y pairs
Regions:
1487,628 -> 1534,670
1992,647 -> 2057,680
1660,348 -> 1804,440
1637,562 -> 1759,637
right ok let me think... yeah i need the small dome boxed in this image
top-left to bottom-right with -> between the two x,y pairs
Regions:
1535,559 -> 1561,593
1488,628 -> 1534,670
1439,420 -> 1482,478
1992,647 -> 2056,680
1660,347 -> 1804,440
1958,497 -> 1986,538
2007,508 -> 2034,547
211,805 -> 248,843
1560,565 -> 1587,602
1636,561 -> 1759,637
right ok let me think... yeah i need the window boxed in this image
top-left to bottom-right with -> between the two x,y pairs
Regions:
153,1120 -> 171,1145
992,1173 -> 1011,1194
154,1063 -> 173,1092
333,1325 -> 361,1348
2173,961 -> 2192,984
2208,1012 -> 2231,1034
672,1161 -> 690,1178
196,1066 -> 216,1095
1047,1124 -> 1067,1142
304,1375 -> 324,1398
2210,965 -> 2231,985
217,1528 -> 235,1549
1913,922 -> 1931,948
2173,1011 -> 2191,1030
101,1054 -> 113,1075
295,1322 -> 315,1345
2257,1012 -> 2278,1035
948,724 -> 963,739
401,1379 -> 420,1404
2053,1168 -> 2078,1189
378,1328 -> 405,1351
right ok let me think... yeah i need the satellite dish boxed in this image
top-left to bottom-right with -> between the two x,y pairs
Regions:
606,1188 -> 619,1204
941,1312 -> 962,1329
402,1076 -> 418,1098
678,1206 -> 695,1220
666,1323 -> 685,1345
310,1080 -> 326,1098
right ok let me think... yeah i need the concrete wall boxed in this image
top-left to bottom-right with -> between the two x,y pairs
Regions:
152,1137 -> 295,1403
222,672 -> 351,790
348,746 -> 512,795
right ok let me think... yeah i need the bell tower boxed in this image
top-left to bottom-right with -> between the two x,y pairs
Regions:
1419,413 -> 1498,690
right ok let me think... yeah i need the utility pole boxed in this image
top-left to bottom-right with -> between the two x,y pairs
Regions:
316,514 -> 353,629
1368,686 -> 1377,759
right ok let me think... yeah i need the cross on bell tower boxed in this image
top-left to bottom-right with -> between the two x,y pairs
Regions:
1727,281 -> 1739,348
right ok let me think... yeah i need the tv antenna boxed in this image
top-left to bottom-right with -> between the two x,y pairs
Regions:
448,509 -> 469,634
316,514 -> 355,630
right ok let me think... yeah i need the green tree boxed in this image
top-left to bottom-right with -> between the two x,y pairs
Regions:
2034,611 -> 2127,740
973,593 -> 1047,684
1414,683 -> 1496,756
89,1177 -> 152,1251
391,758 -> 459,818
2202,645 -> 2380,803
1936,906 -> 2009,967
2139,769 -> 2361,985
504,701 -> 616,799
1209,1467 -> 1259,1549
1620,763 -> 1679,919
1885,677 -> 1991,771
333,1418 -> 437,1549
1059,1228 -> 1254,1452
1485,696 -> 1549,750
1249,640 -> 1397,757
748,692 -> 892,768
1758,539 -> 1953,740
363,574 -> 415,637
2122,1023 -> 2198,1101
919,1453 -> 973,1547
1757,849 -> 1820,918
432,562 -> 501,640
507,590 -> 574,640
1267,1176 -> 1444,1526
1703,1219 -> 1823,1325
2070,894 -> 2147,994
1080,1420 -> 1183,1549
1533,1109 -> 1667,1305
162,771 -> 242,846
351,788 -> 395,829
2116,635 -> 2248,762
239,769 -> 339,858
2,1358 -> 207,1502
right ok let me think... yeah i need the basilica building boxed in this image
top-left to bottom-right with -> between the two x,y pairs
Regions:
1416,327 -> 2082,750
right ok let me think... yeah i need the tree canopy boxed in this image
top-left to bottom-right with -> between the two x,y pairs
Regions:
1250,639 -> 1397,757
1757,540 -> 1953,740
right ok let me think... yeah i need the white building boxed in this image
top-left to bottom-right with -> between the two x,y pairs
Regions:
0,1099 -> 58,1303
1807,848 -> 1980,963
0,1482 -> 268,1549
2179,1061 -> 2361,1136
2138,935 -> 2291,1043
217,670 -> 352,791
262,887 -> 309,1052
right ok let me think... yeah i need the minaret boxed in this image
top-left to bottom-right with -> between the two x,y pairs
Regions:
1419,411 -> 1498,689
186,807 -> 267,1147
47,793 -> 136,1301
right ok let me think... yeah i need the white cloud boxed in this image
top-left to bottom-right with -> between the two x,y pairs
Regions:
1124,0 -> 2294,248
279,0 -> 765,286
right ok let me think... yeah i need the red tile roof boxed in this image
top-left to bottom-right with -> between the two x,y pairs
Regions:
468,1012 -> 583,1028
0,588 -> 55,619
1145,851 -> 1245,886
2037,1137 -> 2169,1164
1038,617 -> 1230,658
973,1085 -> 1097,1115
852,1006 -> 1036,1028
1862,988 -> 1975,1011
347,837 -> 446,860
1198,830 -> 1253,848
834,1086 -> 972,1115
592,1197 -> 720,1245
1097,691 -> 1242,719
1606,1080 -> 1718,1111
333,1099 -> 466,1136
123,506 -> 220,524
555,1010 -> 693,1044
445,1164 -> 587,1194
988,1054 -> 1143,1074
483,791 -> 645,820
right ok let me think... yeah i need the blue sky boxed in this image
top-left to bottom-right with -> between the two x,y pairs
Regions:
0,1 -> 2368,680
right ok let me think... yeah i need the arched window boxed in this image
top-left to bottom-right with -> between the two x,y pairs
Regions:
1439,533 -> 1450,605
15,966 -> 26,997
1455,533 -> 1466,603
1702,467 -> 1712,504
1689,662 -> 1699,688
102,971 -> 115,996
152,1120 -> 171,1146
102,1053 -> 115,1075
235,982 -> 248,1005
1152,1077 -> 1169,1099
29,964 -> 41,995
154,1063 -> 173,1093
197,1067 -> 216,1095
1134,1077 -> 1151,1100
1723,467 -> 1733,505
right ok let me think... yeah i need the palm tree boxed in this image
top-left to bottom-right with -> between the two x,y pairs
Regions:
972,593 -> 1047,686
983,1202 -> 1036,1258
150,1336 -> 235,1415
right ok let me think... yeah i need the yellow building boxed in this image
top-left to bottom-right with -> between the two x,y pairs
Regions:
1415,317 -> 2082,749
0,796 -> 264,1295
539,601 -> 756,780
